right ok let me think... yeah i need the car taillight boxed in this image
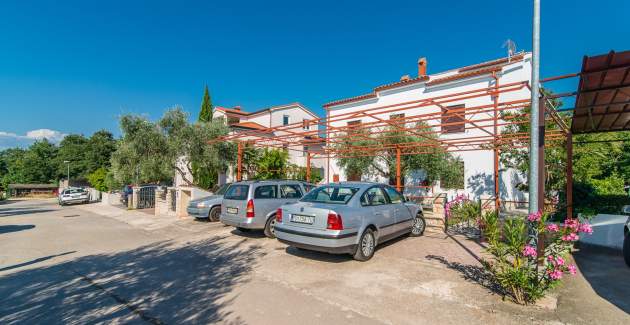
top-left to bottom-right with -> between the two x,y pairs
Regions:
276,208 -> 283,222
327,212 -> 343,230
246,199 -> 255,218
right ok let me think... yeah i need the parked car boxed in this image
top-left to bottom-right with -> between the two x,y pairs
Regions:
220,180 -> 314,238
59,187 -> 90,206
187,183 -> 231,221
274,182 -> 426,261
623,205 -> 630,267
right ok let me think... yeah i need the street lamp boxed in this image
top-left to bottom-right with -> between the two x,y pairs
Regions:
64,160 -> 70,187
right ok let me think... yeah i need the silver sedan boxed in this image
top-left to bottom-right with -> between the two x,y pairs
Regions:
274,182 -> 426,261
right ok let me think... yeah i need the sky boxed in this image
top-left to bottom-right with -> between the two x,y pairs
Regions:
1,0 -> 628,148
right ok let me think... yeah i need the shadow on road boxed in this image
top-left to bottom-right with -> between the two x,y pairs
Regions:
0,224 -> 35,234
573,245 -> 630,314
0,251 -> 76,272
425,254 -> 505,296
0,236 -> 262,324
0,208 -> 56,217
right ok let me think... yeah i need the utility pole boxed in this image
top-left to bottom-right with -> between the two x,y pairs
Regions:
528,0 -> 541,214
64,160 -> 70,187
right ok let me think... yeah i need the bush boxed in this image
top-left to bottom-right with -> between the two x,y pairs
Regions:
445,194 -> 481,227
480,210 -> 593,304
87,167 -> 109,192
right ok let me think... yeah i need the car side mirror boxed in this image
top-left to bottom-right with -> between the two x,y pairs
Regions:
622,205 -> 630,215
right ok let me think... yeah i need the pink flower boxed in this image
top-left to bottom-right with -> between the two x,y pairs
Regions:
555,256 -> 565,266
563,218 -> 579,231
568,264 -> 577,275
562,233 -> 580,242
548,269 -> 563,280
546,223 -> 559,232
522,245 -> 537,258
578,223 -> 593,235
527,210 -> 542,222
547,255 -> 555,262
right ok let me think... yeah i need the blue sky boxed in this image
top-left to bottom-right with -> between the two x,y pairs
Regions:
1,0 -> 628,148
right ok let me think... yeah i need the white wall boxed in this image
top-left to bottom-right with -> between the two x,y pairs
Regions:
326,54 -> 532,203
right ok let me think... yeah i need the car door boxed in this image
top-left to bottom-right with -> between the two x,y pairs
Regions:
252,184 -> 279,220
383,185 -> 413,233
361,186 -> 395,238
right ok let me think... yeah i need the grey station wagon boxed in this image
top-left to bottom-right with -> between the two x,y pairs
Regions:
220,180 -> 315,238
274,182 -> 426,261
187,183 -> 230,221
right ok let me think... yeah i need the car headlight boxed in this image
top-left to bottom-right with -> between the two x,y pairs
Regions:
196,202 -> 206,208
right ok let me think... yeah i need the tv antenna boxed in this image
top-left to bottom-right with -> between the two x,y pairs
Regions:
502,39 -> 517,61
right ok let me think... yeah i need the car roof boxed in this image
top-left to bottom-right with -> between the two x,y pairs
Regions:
231,179 -> 306,185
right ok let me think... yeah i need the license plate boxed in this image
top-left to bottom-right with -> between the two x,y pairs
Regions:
226,207 -> 238,214
291,214 -> 314,224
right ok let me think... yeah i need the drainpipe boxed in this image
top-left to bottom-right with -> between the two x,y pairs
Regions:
528,0 -> 541,215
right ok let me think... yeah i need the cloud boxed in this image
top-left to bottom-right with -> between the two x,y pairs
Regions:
0,128 -> 68,149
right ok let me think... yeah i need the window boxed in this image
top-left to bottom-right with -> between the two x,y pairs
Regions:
280,184 -> 303,199
224,185 -> 249,200
361,187 -> 388,206
283,115 -> 289,125
389,113 -> 405,122
303,145 -> 308,157
227,116 -> 240,125
302,119 -> 310,130
302,183 -> 316,193
301,186 -> 359,204
383,186 -> 404,204
441,104 -> 466,134
254,185 -> 277,199
347,120 -> 362,128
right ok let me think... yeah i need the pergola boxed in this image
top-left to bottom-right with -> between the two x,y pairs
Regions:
209,49 -> 630,217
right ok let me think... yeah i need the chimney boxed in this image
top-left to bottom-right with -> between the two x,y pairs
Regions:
400,74 -> 411,81
418,57 -> 427,77
233,106 -> 241,111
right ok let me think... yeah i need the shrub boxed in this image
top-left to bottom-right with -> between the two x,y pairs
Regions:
445,194 -> 481,227
480,210 -> 593,304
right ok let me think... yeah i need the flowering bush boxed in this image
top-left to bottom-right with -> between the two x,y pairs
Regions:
445,194 -> 481,227
480,210 -> 593,304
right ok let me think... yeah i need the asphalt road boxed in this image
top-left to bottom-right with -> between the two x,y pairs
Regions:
1,199 -> 629,325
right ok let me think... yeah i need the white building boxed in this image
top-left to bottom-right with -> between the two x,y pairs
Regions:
323,53 -> 533,207
213,102 -> 326,183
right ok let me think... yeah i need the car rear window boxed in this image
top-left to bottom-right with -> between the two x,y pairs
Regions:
300,186 -> 359,204
224,185 -> 249,200
64,188 -> 86,194
254,185 -> 277,199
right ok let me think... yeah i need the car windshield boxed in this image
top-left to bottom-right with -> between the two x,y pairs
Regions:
300,186 -> 359,204
216,184 -> 230,195
64,188 -> 86,194
224,184 -> 249,200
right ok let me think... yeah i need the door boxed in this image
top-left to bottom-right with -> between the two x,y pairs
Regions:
383,186 -> 412,233
252,184 -> 279,220
361,186 -> 395,237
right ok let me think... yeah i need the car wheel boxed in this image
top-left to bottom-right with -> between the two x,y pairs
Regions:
410,214 -> 426,237
208,206 -> 221,222
353,228 -> 376,261
236,227 -> 250,233
624,233 -> 630,268
264,216 -> 277,239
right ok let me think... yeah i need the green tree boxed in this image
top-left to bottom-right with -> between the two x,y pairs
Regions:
85,130 -> 117,173
110,107 -> 234,188
22,140 -> 58,184
87,167 -> 108,192
0,148 -> 27,190
54,134 -> 89,180
255,149 -> 289,179
335,121 -> 463,186
198,85 -> 213,123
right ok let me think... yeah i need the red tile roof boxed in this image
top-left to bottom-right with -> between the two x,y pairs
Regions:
323,53 -> 528,108
215,106 -> 249,115
231,121 -> 269,131
426,66 -> 501,86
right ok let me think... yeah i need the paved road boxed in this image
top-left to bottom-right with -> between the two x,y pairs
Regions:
1,199 -> 629,324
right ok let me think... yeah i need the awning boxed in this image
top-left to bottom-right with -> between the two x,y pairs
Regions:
571,50 -> 630,134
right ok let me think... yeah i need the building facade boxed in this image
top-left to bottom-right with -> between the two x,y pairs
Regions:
323,53 -> 533,207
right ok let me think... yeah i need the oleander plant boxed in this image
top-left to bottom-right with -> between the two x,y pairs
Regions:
480,210 -> 593,304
